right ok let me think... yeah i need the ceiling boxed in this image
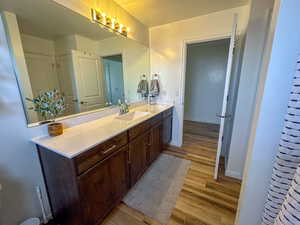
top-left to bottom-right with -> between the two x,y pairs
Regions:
114,0 -> 249,27
0,0 -> 115,41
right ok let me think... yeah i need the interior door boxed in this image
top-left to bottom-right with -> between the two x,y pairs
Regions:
72,51 -> 106,112
214,15 -> 238,180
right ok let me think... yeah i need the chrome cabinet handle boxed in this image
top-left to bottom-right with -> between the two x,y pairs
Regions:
102,145 -> 117,154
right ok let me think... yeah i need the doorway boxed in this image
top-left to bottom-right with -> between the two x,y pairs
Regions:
183,38 -> 230,174
102,54 -> 125,105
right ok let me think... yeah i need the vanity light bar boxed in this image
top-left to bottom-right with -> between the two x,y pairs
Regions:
91,8 -> 130,37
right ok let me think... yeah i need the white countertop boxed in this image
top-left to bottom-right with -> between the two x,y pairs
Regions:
32,104 -> 173,158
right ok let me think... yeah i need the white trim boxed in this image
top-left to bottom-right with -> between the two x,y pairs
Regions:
225,169 -> 242,180
178,33 -> 231,147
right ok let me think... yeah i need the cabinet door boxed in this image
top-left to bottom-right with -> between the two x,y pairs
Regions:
110,146 -> 129,200
149,123 -> 162,165
129,133 -> 148,187
163,115 -> 173,146
78,157 -> 113,225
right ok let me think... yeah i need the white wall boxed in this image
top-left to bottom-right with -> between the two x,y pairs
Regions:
150,5 -> 250,146
74,34 -> 98,54
97,37 -> 150,103
235,0 -> 300,224
54,35 -> 77,55
226,0 -> 274,179
21,34 -> 56,56
184,39 -> 229,124
54,34 -> 98,55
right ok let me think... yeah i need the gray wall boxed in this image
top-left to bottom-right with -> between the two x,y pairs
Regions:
184,39 -> 230,124
235,0 -> 300,224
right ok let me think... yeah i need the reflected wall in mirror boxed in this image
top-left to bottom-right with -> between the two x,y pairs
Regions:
0,0 -> 150,125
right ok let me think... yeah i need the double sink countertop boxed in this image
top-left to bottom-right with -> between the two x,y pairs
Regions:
32,104 -> 173,158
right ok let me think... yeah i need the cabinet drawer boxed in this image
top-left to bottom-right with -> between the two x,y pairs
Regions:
163,108 -> 173,118
128,120 -> 151,140
75,132 -> 128,175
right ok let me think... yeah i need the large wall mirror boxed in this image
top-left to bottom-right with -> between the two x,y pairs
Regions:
0,0 -> 150,126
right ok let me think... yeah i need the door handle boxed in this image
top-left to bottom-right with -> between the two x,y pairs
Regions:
216,114 -> 232,119
80,101 -> 88,105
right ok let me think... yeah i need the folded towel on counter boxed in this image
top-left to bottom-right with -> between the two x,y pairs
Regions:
150,79 -> 160,97
137,79 -> 149,97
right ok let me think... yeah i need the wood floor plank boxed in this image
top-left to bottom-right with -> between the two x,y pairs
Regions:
168,208 -> 186,225
166,121 -> 241,225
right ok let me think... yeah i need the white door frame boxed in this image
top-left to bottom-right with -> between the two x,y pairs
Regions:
178,33 -> 232,147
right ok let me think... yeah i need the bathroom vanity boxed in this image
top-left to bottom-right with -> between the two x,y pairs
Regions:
33,104 -> 173,225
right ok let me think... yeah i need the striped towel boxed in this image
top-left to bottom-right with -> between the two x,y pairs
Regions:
261,55 -> 300,225
273,165 -> 300,225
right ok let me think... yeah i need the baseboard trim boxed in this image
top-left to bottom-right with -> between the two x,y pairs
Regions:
225,169 -> 242,180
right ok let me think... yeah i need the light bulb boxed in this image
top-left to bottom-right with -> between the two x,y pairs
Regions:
119,24 -> 123,33
111,18 -> 116,29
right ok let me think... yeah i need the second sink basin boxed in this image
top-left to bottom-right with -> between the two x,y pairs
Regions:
115,111 -> 150,122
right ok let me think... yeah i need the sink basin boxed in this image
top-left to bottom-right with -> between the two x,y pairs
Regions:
115,111 -> 150,121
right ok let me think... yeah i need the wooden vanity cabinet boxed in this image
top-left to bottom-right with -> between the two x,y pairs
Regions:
78,146 -> 128,225
38,134 -> 129,225
37,107 -> 173,225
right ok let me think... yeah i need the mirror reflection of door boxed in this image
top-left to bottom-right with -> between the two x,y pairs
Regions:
102,55 -> 125,105
72,51 -> 106,113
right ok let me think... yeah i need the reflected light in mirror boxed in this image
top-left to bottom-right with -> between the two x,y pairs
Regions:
91,9 -> 129,37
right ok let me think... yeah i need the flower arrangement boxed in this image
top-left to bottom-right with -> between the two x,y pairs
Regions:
27,89 -> 65,121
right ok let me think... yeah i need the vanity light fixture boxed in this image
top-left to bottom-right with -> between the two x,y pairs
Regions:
91,8 -> 130,37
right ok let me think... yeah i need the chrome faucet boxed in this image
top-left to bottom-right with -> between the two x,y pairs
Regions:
118,99 -> 129,115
